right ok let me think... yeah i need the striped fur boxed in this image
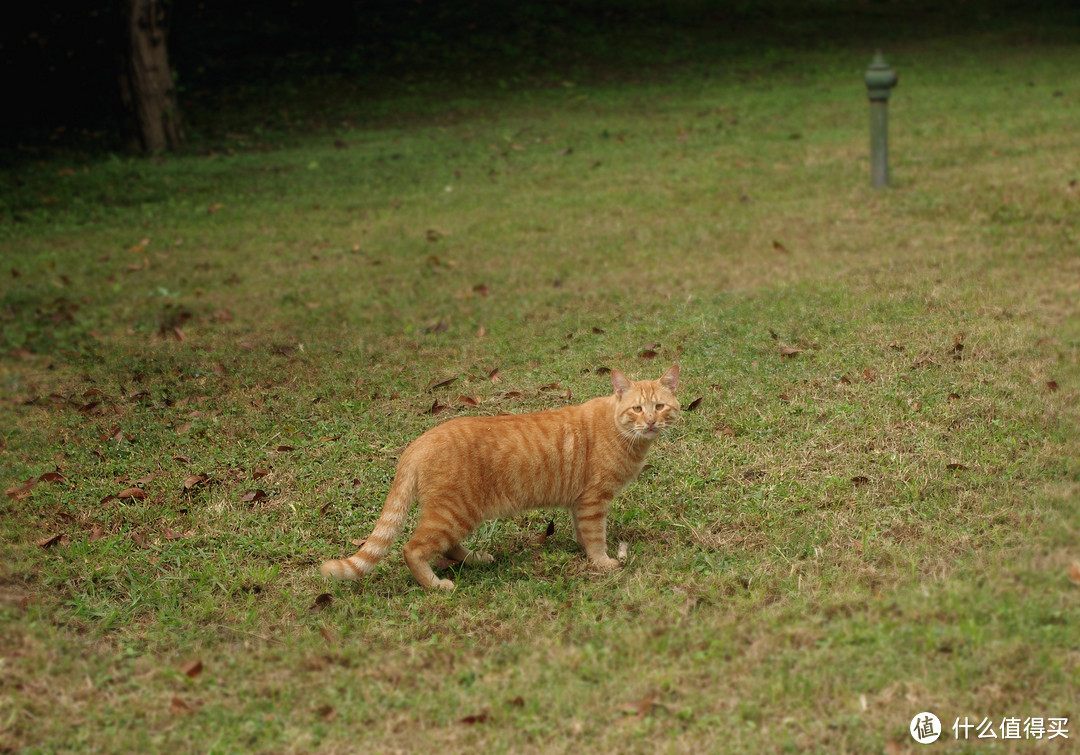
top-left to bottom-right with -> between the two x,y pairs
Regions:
320,365 -> 680,590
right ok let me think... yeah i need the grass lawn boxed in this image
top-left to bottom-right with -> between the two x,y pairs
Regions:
2,7 -> 1079,753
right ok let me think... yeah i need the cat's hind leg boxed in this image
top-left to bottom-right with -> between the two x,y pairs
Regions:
404,504 -> 480,590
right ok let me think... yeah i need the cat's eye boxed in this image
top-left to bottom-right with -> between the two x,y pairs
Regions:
655,403 -> 665,410
632,405 -> 643,412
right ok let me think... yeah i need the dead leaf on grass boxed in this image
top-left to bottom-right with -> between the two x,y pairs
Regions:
425,399 -> 451,415
946,463 -> 969,471
1066,562 -> 1080,587
488,368 -> 501,383
427,375 -> 457,391
6,479 -> 37,500
772,240 -> 790,253
37,533 -> 66,548
639,349 -> 659,359
130,531 -> 149,548
240,489 -> 268,503
1047,380 -> 1059,391
38,470 -> 69,483
460,712 -> 489,725
117,487 -> 147,500
182,473 -> 209,490
315,704 -> 337,722
170,696 -> 192,715
685,397 -> 703,411
779,346 -> 802,357
89,524 -> 105,542
508,696 -> 525,708
179,659 -> 203,678
619,694 -> 658,720
309,593 -> 333,614
252,468 -> 269,480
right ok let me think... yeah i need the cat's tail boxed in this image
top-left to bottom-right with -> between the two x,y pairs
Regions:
319,461 -> 418,582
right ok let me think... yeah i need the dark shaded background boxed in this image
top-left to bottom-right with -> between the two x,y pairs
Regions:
3,0 -> 1076,157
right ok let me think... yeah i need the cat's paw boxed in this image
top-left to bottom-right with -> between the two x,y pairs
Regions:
590,556 -> 621,572
465,551 -> 494,565
432,577 -> 456,591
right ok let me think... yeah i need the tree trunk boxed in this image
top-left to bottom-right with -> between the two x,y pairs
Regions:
118,0 -> 184,154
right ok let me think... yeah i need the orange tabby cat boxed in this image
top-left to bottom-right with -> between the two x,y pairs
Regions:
320,365 -> 680,590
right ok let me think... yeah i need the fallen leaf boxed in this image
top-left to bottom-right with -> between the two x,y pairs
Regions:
37,533 -> 65,548
595,366 -> 611,375
862,369 -> 876,382
182,473 -> 209,490
133,474 -> 156,486
952,332 -> 965,358
6,480 -> 38,500
252,468 -> 269,480
117,487 -> 147,499
839,376 -> 852,385
89,524 -> 105,542
309,593 -> 333,614
1067,562 -> 1080,586
538,382 -> 560,391
769,328 -> 779,340
1047,380 -> 1059,391
888,341 -> 905,351
715,425 -> 735,438
948,393 -> 961,400
315,704 -> 337,722
317,435 -> 341,443
473,283 -> 490,296
779,346 -> 802,357
639,349 -> 658,359
175,422 -> 192,435
946,463 -> 969,471
37,471 -> 68,483
772,240 -> 790,253
240,489 -> 268,502
456,395 -> 479,407
476,325 -> 486,338
488,368 -> 501,383
275,445 -> 294,453
179,660 -> 203,679
427,376 -> 457,391
686,397 -> 704,411
460,713 -> 489,725
170,696 -> 192,715
851,475 -> 870,485
131,531 -> 149,548
620,694 -> 657,720
426,399 -> 450,415
508,696 -> 525,708
161,526 -> 187,540
207,203 -> 224,214
319,626 -> 336,644
501,391 -> 523,399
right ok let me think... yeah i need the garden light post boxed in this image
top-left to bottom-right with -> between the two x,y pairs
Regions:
864,51 -> 898,189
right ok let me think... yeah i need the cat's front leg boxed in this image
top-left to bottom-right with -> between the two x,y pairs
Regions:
572,495 -> 619,570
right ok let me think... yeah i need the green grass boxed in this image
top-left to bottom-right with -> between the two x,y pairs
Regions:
2,16 -> 1079,754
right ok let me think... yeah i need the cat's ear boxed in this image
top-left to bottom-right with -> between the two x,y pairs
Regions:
611,369 -> 633,398
658,364 -> 679,393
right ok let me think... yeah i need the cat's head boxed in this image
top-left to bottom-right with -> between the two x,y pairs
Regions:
611,365 -> 680,441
